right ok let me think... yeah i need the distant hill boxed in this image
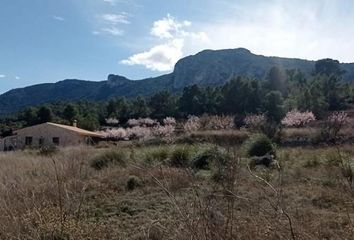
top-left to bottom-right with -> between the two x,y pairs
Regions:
1,48 -> 354,115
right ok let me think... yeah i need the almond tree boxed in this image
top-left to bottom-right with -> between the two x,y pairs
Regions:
184,116 -> 201,133
281,110 -> 316,127
244,114 -> 266,131
322,111 -> 349,141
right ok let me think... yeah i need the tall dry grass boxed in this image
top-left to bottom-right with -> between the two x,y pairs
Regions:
0,144 -> 353,239
0,147 -> 107,239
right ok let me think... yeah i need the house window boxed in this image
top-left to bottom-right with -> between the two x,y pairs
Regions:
39,137 -> 44,146
25,136 -> 33,146
52,137 -> 60,145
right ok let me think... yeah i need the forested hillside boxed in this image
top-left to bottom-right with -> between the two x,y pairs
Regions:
1,58 -> 353,136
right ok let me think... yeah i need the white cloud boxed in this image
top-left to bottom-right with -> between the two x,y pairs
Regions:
121,14 -> 209,71
0,74 -> 21,80
102,27 -> 124,36
102,13 -> 130,24
151,14 -> 191,39
93,27 -> 124,36
94,13 -> 130,36
52,15 -> 65,21
121,39 -> 184,71
103,0 -> 116,5
103,0 -> 143,8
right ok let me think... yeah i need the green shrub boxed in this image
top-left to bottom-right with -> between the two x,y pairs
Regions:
169,146 -> 192,168
192,149 -> 215,170
243,134 -> 276,157
144,147 -> 170,164
126,175 -> 143,191
192,146 -> 227,170
91,150 -> 127,170
210,149 -> 232,183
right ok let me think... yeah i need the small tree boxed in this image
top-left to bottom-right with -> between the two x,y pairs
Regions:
63,104 -> 78,122
105,118 -> 119,126
78,114 -> 100,131
131,96 -> 150,118
37,106 -> 53,123
149,91 -> 177,119
321,111 -> 349,142
126,126 -> 152,141
100,128 -> 127,140
183,115 -> 201,133
244,114 -> 266,132
264,91 -> 285,123
199,115 -> 234,130
281,110 -> 316,127
23,107 -> 38,126
163,117 -> 177,126
152,124 -> 175,140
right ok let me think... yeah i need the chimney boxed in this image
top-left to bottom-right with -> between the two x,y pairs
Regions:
73,120 -> 77,128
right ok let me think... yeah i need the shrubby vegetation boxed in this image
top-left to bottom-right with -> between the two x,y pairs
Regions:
91,150 -> 127,170
169,146 -> 192,168
126,175 -> 143,191
0,130 -> 353,239
320,111 -> 350,142
243,134 -> 276,157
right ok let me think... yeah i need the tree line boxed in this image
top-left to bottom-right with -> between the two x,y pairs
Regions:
1,58 -> 353,136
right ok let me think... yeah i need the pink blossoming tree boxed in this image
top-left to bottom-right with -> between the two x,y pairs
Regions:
244,114 -> 266,131
322,111 -> 349,141
281,110 -> 316,127
184,116 -> 201,133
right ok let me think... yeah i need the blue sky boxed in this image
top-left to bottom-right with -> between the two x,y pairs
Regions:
1,0 -> 354,93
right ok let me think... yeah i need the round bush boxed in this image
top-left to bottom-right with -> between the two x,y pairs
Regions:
126,175 -> 143,191
192,150 -> 214,170
244,134 -> 276,157
91,150 -> 127,170
169,146 -> 191,168
192,146 -> 228,170
144,147 -> 169,164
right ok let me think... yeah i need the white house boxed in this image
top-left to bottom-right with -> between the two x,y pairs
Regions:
0,122 -> 104,151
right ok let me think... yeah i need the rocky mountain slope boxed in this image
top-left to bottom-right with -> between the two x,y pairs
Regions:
1,48 -> 353,115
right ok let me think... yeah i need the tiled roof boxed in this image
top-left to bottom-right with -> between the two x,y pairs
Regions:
15,122 -> 104,138
48,122 -> 105,137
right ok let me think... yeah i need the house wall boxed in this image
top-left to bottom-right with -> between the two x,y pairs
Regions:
5,124 -> 88,150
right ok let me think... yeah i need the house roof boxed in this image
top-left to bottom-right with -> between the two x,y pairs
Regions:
14,122 -> 105,138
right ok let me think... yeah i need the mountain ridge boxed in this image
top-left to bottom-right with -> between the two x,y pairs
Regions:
1,48 -> 354,115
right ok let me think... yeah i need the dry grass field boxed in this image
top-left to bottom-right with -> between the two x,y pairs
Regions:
0,141 -> 353,240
